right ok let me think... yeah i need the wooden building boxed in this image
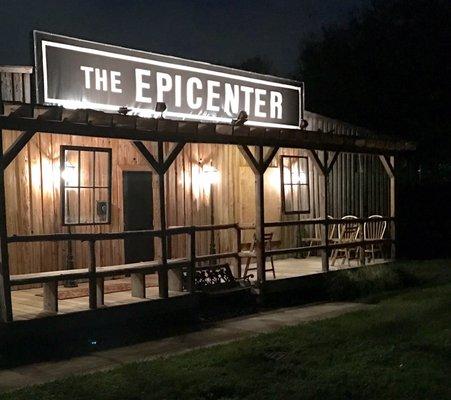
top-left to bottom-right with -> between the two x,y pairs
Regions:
0,35 -> 414,324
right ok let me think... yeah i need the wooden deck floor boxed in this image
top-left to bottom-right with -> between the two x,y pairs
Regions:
246,256 -> 387,281
11,284 -> 185,322
11,257 -> 387,321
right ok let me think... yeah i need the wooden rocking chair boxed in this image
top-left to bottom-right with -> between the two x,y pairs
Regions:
243,232 -> 276,279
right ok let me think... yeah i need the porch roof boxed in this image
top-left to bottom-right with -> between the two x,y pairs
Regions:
0,102 -> 416,155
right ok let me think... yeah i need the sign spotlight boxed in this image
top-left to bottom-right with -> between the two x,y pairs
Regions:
233,110 -> 248,126
155,102 -> 167,118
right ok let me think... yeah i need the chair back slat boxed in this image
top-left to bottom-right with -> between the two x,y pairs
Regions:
250,232 -> 274,251
338,215 -> 360,241
364,215 -> 387,240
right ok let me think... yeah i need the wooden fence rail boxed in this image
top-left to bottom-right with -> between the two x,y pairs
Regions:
6,219 -> 393,320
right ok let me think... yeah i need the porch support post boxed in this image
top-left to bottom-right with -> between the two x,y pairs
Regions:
379,155 -> 396,259
319,151 -> 329,272
0,130 -> 13,322
238,145 -> 279,294
157,141 -> 169,298
255,146 -> 265,286
133,140 -> 186,297
310,149 -> 336,273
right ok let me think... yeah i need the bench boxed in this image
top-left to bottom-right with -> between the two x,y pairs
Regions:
183,263 -> 252,296
10,258 -> 190,313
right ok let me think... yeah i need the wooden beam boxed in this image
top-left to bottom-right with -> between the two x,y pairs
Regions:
379,155 -> 394,178
389,156 -> 396,259
0,113 -> 416,155
162,142 -> 185,173
238,145 -> 260,174
309,150 -> 326,175
254,146 -> 266,288
2,130 -> 35,168
0,130 -> 13,322
88,240 -> 97,310
96,277 -> 105,307
262,146 -> 279,170
133,141 -> 161,174
319,151 -> 329,272
378,155 -> 395,258
157,142 -> 169,298
327,151 -> 340,175
0,66 -> 33,74
43,281 -> 58,313
131,272 -> 146,298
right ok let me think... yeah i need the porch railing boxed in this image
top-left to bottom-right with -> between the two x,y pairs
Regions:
6,217 -> 393,319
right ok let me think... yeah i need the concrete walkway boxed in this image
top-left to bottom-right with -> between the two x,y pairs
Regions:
0,302 -> 370,393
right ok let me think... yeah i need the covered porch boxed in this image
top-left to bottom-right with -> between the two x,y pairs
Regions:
0,68 -> 414,324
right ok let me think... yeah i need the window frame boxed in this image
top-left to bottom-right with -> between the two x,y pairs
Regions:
60,145 -> 112,226
280,154 -> 311,215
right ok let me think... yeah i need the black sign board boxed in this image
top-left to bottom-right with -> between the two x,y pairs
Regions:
34,31 -> 303,129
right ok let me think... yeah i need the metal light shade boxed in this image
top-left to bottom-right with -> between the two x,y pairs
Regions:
233,110 -> 248,126
155,102 -> 167,113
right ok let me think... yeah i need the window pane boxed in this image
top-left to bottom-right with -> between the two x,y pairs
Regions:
95,188 -> 109,223
95,151 -> 110,187
281,155 -> 310,214
64,188 -> 79,224
80,151 -> 94,187
63,150 -> 79,187
283,185 -> 293,212
62,146 -> 111,225
79,188 -> 94,224
300,185 -> 309,211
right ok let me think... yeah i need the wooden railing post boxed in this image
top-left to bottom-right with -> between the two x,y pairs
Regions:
389,156 -> 396,259
0,130 -> 13,322
379,155 -> 396,259
188,226 -> 196,293
235,224 -> 242,278
319,151 -> 329,272
88,240 -> 97,309
254,146 -> 266,287
360,221 -> 366,266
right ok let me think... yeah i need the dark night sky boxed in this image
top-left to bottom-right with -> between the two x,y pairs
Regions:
0,0 -> 369,77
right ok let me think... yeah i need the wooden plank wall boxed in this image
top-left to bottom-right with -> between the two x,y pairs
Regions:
1,70 -> 389,277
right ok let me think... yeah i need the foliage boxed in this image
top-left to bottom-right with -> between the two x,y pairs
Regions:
298,0 -> 451,178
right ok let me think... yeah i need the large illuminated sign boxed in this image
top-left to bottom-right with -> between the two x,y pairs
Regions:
34,31 -> 303,129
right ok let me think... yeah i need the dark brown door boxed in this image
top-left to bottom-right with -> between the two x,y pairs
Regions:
123,171 -> 154,263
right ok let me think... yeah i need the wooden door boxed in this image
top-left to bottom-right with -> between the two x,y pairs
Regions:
123,171 -> 154,263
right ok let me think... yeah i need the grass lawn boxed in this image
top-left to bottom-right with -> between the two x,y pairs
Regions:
2,262 -> 451,400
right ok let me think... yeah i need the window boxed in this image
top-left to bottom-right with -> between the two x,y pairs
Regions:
61,145 -> 112,225
280,155 -> 310,214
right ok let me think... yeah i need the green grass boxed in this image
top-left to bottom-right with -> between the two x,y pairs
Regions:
2,260 -> 450,400
322,258 -> 451,301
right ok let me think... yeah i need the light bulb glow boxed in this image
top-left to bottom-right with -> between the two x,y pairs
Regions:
62,162 -> 78,186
